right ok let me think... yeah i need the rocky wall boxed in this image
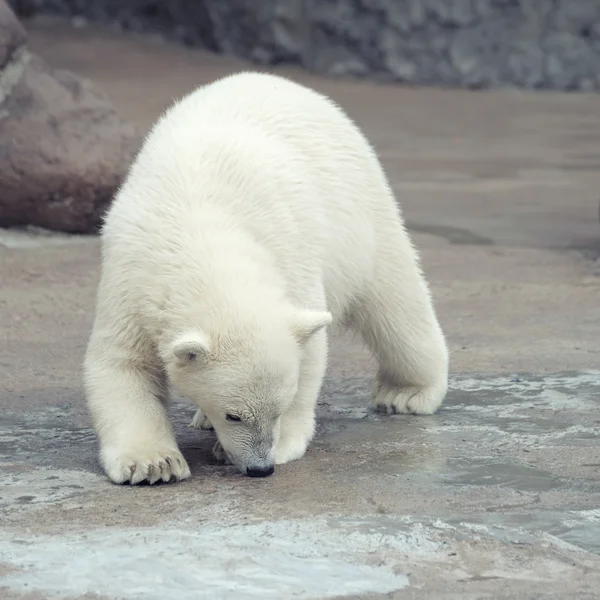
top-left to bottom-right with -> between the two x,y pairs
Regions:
8,0 -> 600,91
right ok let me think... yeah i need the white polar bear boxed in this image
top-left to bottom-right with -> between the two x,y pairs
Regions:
83,71 -> 449,485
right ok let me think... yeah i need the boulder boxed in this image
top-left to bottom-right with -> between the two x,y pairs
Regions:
0,0 -> 138,233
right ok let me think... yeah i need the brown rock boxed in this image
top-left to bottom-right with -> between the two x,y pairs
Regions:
0,0 -> 139,233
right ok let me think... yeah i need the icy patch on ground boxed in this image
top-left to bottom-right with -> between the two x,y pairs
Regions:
450,372 -> 600,410
0,467 -> 100,511
0,226 -> 97,248
0,518 -> 436,599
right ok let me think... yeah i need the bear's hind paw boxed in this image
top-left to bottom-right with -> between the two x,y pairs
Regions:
372,382 -> 446,416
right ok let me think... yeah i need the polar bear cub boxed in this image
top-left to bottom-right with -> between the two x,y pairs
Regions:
83,71 -> 449,485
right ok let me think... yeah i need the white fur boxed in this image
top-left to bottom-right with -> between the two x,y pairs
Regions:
84,71 -> 449,484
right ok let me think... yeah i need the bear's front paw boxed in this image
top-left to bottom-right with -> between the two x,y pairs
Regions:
101,444 -> 191,485
211,440 -> 232,464
189,409 -> 214,430
372,381 -> 446,415
274,433 -> 310,465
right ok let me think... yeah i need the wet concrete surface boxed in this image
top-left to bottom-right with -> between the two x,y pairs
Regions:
1,17 -> 600,600
1,372 -> 600,599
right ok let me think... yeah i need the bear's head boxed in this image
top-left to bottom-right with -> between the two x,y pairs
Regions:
165,307 -> 331,477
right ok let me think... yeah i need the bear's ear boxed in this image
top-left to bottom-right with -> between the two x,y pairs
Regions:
291,309 -> 332,343
171,332 -> 211,365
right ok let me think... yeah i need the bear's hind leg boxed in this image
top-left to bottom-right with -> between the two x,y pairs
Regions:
352,233 -> 449,415
275,329 -> 327,464
84,341 -> 191,485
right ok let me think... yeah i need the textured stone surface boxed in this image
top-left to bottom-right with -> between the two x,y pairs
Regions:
9,0 -> 600,90
0,0 -> 26,68
0,0 -> 138,233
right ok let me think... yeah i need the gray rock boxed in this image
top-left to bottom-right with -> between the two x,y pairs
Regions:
0,0 -> 138,233
543,32 -> 599,90
551,0 -> 600,35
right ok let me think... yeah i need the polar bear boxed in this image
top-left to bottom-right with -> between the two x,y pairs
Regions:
83,71 -> 449,485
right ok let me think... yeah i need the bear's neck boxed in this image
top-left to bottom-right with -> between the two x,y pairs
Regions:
168,217 -> 290,331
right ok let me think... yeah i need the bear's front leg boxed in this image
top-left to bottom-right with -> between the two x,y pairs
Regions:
275,329 -> 327,464
84,343 -> 191,485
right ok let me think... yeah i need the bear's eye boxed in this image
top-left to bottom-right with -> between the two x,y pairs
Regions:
226,413 -> 242,422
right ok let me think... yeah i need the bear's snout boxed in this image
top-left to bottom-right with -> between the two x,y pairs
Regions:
246,465 -> 275,478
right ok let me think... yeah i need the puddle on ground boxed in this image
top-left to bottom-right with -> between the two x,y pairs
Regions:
1,372 -> 599,506
310,373 -> 600,498
445,509 -> 600,555
443,459 -> 564,492
547,523 -> 600,554
374,454 -> 565,493
374,451 -> 449,481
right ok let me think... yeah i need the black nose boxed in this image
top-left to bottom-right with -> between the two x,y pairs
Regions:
246,465 -> 275,478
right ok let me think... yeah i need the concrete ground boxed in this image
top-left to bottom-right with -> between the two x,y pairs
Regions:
1,18 -> 600,600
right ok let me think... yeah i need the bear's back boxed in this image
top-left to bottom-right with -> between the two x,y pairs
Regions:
104,72 -> 402,318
